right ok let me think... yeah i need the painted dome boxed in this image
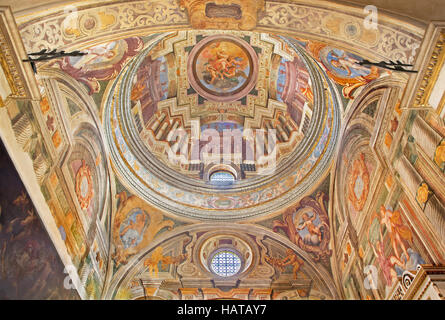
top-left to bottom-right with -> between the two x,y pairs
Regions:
103,31 -> 341,220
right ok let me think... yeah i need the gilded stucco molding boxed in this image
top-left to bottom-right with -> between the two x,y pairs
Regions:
105,223 -> 338,299
389,264 -> 445,300
414,31 -> 445,109
0,15 -> 26,100
0,7 -> 40,101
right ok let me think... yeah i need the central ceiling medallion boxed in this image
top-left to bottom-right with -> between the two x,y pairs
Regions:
187,35 -> 258,102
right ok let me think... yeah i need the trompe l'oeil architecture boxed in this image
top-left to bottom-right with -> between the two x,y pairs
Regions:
0,0 -> 444,300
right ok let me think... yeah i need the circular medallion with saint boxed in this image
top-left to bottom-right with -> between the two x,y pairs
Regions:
187,35 -> 259,102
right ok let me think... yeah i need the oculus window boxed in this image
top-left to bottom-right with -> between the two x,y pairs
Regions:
210,250 -> 242,277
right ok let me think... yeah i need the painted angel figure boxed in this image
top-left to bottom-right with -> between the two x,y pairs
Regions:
296,212 -> 322,243
265,248 -> 304,279
73,41 -> 119,68
202,42 -> 248,86
369,225 -> 405,287
119,212 -> 147,248
330,51 -> 371,77
222,56 -> 246,78
205,64 -> 224,84
379,205 -> 413,261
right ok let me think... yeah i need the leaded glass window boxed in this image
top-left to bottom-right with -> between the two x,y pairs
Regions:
209,171 -> 235,186
210,250 -> 242,277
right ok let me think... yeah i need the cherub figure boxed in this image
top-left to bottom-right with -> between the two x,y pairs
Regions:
296,212 -> 322,242
222,56 -> 246,79
143,247 -> 187,278
205,64 -> 223,84
265,249 -> 304,279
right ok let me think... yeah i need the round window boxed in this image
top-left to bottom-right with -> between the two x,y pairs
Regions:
210,250 -> 242,277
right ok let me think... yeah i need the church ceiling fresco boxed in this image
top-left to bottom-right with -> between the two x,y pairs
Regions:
55,37 -> 144,95
104,174 -> 335,300
107,221 -> 337,300
0,1 -> 444,301
100,30 -> 343,220
332,71 -> 445,300
112,191 -> 176,267
15,0 -> 423,65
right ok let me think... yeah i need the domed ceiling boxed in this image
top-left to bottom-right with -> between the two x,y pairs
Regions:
102,31 -> 341,220
3,0 -> 443,302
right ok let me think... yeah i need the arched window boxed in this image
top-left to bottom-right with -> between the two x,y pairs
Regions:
210,250 -> 242,277
209,171 -> 235,186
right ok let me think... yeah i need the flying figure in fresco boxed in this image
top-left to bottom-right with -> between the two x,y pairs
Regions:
329,51 -> 371,77
143,246 -> 187,278
378,205 -> 413,262
119,212 -> 148,248
368,226 -> 405,287
202,42 -> 248,87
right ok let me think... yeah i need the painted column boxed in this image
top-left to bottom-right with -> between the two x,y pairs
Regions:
155,121 -> 169,140
424,195 -> 445,245
411,115 -> 442,160
394,154 -> 423,198
151,112 -> 166,132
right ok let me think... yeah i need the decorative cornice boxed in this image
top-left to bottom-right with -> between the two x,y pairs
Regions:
414,31 -> 445,108
389,264 -> 445,300
0,23 -> 25,99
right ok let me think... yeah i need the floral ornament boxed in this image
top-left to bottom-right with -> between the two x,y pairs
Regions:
434,140 -> 445,170
416,182 -> 430,206
75,160 -> 94,210
40,96 -> 50,114
46,115 -> 55,131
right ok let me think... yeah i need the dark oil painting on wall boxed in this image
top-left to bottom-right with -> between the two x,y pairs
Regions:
0,140 -> 79,300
